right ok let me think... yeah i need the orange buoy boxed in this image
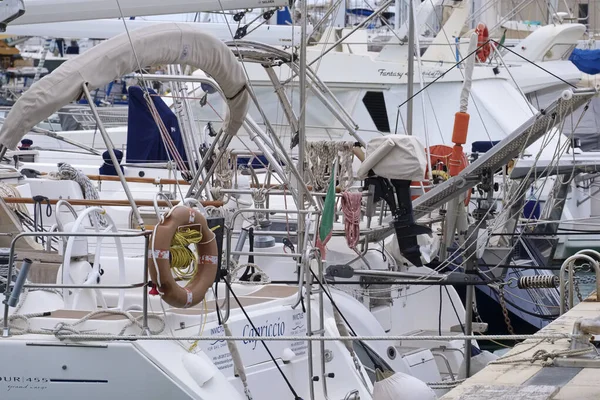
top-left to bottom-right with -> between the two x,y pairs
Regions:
451,112 -> 470,145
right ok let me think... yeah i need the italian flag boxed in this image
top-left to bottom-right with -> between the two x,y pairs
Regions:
498,29 -> 507,47
316,159 -> 337,259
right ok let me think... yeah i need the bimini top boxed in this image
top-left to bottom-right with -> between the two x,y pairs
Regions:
0,22 -> 249,150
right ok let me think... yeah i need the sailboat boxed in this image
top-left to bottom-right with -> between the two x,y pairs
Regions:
0,3 -> 596,396
0,19 -> 448,400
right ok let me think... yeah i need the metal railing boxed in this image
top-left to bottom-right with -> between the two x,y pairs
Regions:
559,249 -> 600,315
221,208 -> 318,324
1,230 -> 151,337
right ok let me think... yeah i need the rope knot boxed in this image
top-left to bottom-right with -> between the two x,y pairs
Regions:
52,322 -> 74,336
531,349 -> 553,362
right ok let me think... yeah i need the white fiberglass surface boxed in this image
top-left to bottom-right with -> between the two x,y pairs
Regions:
189,84 -> 364,147
385,78 -> 537,148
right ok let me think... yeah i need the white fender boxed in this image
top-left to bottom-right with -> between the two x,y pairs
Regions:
373,372 -> 438,400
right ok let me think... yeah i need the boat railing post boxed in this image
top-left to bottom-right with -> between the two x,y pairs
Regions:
315,249 -> 329,398
560,253 -> 600,314
46,224 -> 58,252
2,237 -> 18,337
142,233 -> 150,335
575,250 -> 600,303
304,245 -> 315,400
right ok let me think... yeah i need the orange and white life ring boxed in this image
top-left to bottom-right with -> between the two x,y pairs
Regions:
475,22 -> 491,63
148,206 -> 218,308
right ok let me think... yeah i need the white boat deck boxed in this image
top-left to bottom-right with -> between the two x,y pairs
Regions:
441,294 -> 600,400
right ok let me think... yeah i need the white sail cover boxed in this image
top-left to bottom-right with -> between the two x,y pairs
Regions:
5,19 -> 306,46
0,23 -> 249,150
16,0 -> 288,25
356,136 -> 427,181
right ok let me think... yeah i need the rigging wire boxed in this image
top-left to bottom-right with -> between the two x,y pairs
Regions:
380,97 -> 590,300
114,0 -> 187,200
224,280 -> 302,400
491,40 -> 578,89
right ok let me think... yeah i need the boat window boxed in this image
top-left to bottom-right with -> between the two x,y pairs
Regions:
579,4 -> 589,21
362,91 -> 390,132
542,43 -> 577,61
352,340 -> 394,384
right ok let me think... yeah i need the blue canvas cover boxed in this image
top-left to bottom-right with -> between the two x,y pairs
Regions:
276,7 -> 292,25
569,48 -> 600,75
126,86 -> 188,165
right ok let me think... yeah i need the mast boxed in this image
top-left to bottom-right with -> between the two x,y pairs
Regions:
406,0 -> 415,135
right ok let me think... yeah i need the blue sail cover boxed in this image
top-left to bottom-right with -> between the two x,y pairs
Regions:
276,7 -> 292,25
569,48 -> 600,75
126,86 -> 188,164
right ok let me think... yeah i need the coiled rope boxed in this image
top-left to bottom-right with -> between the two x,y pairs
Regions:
341,191 -> 362,248
306,141 -> 355,191
0,181 -> 28,215
49,163 -> 107,227
169,228 -> 204,280
2,309 -> 166,337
